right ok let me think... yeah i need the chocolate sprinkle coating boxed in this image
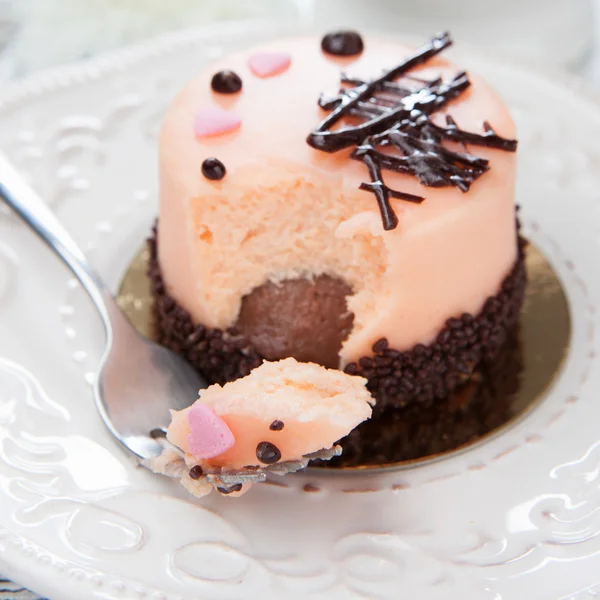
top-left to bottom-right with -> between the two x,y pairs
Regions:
201,157 -> 226,181
256,441 -> 281,464
303,483 -> 321,492
312,325 -> 522,468
188,465 -> 204,480
321,30 -> 364,57
269,420 -> 284,431
211,69 -> 242,94
217,483 -> 243,494
147,225 -> 526,412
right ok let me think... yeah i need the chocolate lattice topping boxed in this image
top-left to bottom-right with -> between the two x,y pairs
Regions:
307,32 -> 517,230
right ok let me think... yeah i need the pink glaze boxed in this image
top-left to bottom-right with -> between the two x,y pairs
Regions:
194,107 -> 241,137
187,403 -> 235,459
159,36 -> 518,366
167,358 -> 373,470
248,52 -> 292,78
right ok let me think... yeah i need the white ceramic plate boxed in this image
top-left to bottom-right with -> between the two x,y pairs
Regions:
0,20 -> 599,600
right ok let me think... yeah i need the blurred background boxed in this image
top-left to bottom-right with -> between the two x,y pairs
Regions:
0,0 -> 597,83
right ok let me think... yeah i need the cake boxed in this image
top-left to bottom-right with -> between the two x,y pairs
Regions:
148,358 -> 373,496
151,30 -> 523,413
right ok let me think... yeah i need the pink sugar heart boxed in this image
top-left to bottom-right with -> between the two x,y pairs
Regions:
194,107 -> 241,138
248,52 -> 292,78
187,403 -> 235,459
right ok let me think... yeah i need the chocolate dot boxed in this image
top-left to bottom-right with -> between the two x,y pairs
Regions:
217,483 -> 243,495
269,420 -> 284,431
321,30 -> 364,57
201,157 -> 226,180
211,69 -> 242,94
256,441 -> 281,464
372,338 -> 389,354
188,465 -> 204,480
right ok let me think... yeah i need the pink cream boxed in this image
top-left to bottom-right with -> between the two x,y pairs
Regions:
158,36 -> 518,366
247,52 -> 292,78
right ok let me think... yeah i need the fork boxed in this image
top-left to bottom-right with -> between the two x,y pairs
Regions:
0,154 -> 206,459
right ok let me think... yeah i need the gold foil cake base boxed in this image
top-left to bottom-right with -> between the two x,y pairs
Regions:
118,242 -> 570,467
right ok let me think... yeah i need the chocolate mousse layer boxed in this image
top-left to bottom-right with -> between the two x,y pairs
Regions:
235,275 -> 353,369
148,227 -> 526,412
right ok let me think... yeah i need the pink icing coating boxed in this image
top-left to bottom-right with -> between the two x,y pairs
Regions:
187,402 -> 235,459
248,52 -> 291,78
159,37 -> 518,366
168,358 -> 373,470
194,107 -> 241,138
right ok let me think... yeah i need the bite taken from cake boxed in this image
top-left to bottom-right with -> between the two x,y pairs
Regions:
147,358 -> 373,497
151,30 -> 522,412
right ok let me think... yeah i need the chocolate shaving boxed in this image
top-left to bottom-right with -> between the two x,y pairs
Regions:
307,32 -> 517,230
217,483 -> 243,495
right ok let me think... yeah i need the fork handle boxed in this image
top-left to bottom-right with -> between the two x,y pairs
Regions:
0,153 -> 113,326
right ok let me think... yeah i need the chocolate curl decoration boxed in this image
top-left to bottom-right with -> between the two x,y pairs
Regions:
307,32 -> 518,230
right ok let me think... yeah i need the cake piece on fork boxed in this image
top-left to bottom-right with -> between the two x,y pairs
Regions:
148,358 -> 373,497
